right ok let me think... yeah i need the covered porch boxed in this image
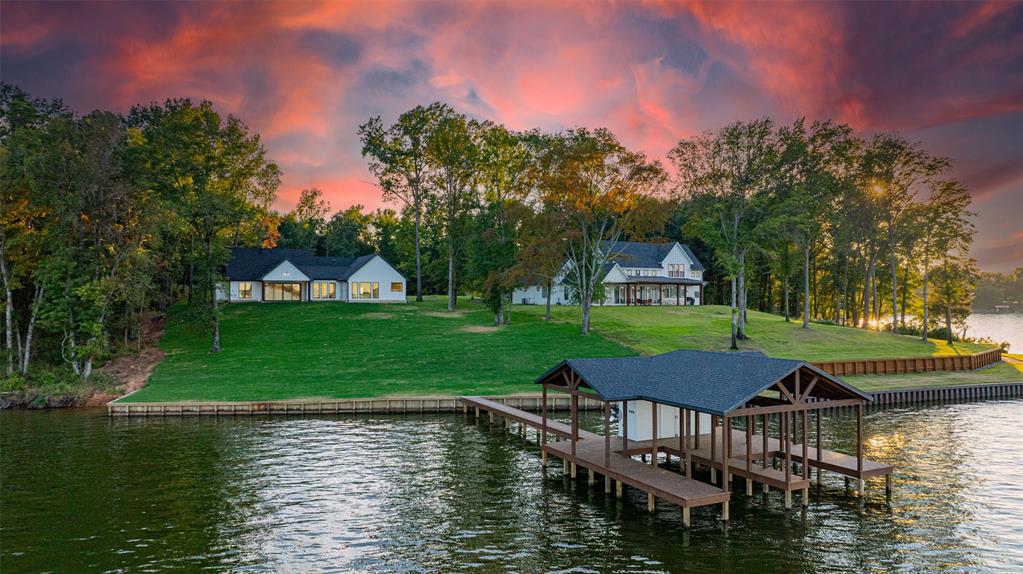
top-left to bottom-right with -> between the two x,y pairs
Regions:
607,278 -> 704,306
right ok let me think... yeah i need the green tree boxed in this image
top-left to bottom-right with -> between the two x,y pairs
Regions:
360,103 -> 447,302
133,99 -> 278,353
539,128 -> 665,335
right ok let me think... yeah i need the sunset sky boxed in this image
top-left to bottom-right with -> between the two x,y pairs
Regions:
2,1 -> 1021,270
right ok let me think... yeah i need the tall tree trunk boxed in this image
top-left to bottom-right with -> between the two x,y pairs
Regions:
208,236 -> 221,354
783,274 -> 790,322
899,265 -> 909,330
545,280 -> 552,321
414,206 -> 423,302
861,254 -> 871,328
730,276 -> 738,350
506,290 -> 512,325
0,240 -> 14,377
945,300 -> 953,345
495,292 -> 504,325
737,252 -> 747,339
890,217 -> 898,334
446,235 -> 456,312
802,242 -> 811,329
872,265 -> 879,331
921,250 -> 930,342
581,294 -> 591,335
20,285 -> 42,375
188,235 -> 195,305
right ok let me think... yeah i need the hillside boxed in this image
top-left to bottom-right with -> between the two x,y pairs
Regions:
120,298 -> 1003,403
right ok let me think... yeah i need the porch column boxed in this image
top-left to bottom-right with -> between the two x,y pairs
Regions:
676,286 -> 680,306
650,402 -> 658,467
541,385 -> 548,466
802,407 -> 810,506
856,403 -> 864,495
683,285 -> 688,305
622,400 -> 629,452
710,415 -> 718,483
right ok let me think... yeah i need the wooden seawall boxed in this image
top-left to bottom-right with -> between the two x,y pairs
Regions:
812,348 -> 1002,376
107,381 -> 1023,416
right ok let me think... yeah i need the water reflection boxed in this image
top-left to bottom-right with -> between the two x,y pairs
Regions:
1,401 -> 1022,572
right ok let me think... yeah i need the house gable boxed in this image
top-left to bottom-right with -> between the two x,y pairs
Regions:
602,263 -> 629,283
262,259 -> 310,282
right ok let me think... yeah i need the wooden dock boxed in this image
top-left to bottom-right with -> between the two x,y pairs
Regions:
461,396 -> 729,527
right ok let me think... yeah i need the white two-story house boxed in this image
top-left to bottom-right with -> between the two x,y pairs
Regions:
513,241 -> 706,306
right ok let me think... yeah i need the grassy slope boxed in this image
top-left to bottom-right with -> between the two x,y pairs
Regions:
514,303 -> 990,360
122,298 -> 1005,403
123,298 -> 633,402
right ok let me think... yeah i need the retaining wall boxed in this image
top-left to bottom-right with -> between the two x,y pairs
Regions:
812,348 -> 1002,376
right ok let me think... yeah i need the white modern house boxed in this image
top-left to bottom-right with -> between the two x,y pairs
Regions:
217,247 -> 406,303
513,241 -> 706,306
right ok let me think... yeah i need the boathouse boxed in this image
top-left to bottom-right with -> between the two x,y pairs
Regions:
533,349 -> 893,526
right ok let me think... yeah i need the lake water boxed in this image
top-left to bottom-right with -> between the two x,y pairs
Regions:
3,402 -> 1023,573
967,313 -> 1023,353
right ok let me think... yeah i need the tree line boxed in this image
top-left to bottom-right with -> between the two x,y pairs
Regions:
1,85 -> 982,388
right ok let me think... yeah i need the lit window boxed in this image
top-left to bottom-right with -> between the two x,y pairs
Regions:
391,282 -> 403,293
238,282 -> 252,299
351,282 -> 380,299
314,281 -> 336,300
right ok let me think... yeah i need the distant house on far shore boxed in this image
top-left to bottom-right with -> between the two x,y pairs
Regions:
513,240 -> 707,307
216,247 -> 406,303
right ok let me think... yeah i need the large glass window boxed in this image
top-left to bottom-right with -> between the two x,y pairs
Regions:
351,282 -> 380,300
238,282 -> 252,300
391,282 -> 403,293
265,282 -> 302,301
668,264 -> 685,278
313,281 -> 336,300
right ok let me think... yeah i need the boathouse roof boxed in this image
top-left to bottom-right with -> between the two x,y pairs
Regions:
535,349 -> 871,416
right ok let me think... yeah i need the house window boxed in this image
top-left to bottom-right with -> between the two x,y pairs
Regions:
238,282 -> 252,300
265,283 -> 302,301
690,270 -> 700,278
391,282 -> 403,293
313,281 -> 336,300
351,282 -> 380,300
668,264 -> 684,278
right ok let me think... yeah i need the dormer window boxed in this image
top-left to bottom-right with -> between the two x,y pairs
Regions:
667,264 -> 684,278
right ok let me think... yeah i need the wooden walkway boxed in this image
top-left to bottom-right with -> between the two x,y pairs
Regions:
461,396 -> 601,440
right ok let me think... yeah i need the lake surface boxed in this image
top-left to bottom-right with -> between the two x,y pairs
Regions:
3,402 -> 1023,573
966,313 -> 1023,353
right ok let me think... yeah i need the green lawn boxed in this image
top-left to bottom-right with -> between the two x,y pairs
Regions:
121,298 -> 633,402
120,297 -> 1000,403
512,303 -> 990,360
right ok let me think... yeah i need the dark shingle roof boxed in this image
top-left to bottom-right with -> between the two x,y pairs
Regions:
535,349 -> 869,416
600,241 -> 704,271
224,248 -> 385,281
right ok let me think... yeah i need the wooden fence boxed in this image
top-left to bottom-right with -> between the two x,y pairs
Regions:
813,348 -> 1002,376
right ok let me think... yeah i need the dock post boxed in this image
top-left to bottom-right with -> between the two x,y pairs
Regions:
564,459 -> 569,474
802,487 -> 809,507
722,500 -> 729,521
746,479 -> 753,497
844,477 -> 850,490
571,462 -> 577,479
682,506 -> 691,528
542,449 -> 547,466
648,493 -> 655,513
604,475 -> 611,494
885,475 -> 892,498
587,469 -> 595,486
763,483 -> 769,494
857,479 -> 864,496
616,480 -> 623,497
475,406 -> 480,418
784,490 -> 792,509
